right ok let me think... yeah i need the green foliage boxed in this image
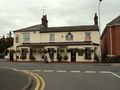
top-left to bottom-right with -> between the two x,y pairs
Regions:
64,55 -> 68,60
0,32 -> 13,54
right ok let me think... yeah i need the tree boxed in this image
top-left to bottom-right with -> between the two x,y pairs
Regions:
0,32 -> 13,54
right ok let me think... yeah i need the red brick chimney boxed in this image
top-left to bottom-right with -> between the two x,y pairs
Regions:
94,13 -> 98,25
41,15 -> 48,28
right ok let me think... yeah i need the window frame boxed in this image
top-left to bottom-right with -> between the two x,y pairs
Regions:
66,32 -> 73,41
23,32 -> 30,43
15,35 -> 19,43
49,33 -> 55,42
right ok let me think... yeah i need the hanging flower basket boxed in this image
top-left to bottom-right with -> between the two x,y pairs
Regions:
38,49 -> 42,53
51,48 -> 56,53
64,55 -> 68,60
16,56 -> 19,59
59,48 -> 65,53
67,49 -> 71,52
16,49 -> 20,53
43,49 -> 47,53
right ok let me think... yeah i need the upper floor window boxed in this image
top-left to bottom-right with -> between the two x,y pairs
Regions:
85,32 -> 91,41
49,33 -> 55,42
16,35 -> 19,43
23,33 -> 30,43
66,32 -> 73,41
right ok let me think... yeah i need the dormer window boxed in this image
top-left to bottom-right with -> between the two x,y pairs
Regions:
66,32 -> 73,41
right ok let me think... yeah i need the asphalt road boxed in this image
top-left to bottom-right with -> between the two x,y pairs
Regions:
0,62 -> 120,90
0,68 -> 29,90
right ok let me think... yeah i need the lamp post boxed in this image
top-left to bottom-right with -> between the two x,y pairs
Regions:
98,0 -> 102,62
98,0 -> 102,32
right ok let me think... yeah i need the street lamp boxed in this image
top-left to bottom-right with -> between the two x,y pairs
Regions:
98,0 -> 102,33
98,0 -> 102,62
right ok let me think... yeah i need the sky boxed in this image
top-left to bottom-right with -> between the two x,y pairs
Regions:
0,0 -> 120,36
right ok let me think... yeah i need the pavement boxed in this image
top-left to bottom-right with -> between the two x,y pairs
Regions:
0,68 -> 32,90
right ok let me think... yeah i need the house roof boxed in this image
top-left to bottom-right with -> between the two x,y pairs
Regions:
14,25 -> 99,33
17,41 -> 99,47
101,15 -> 120,38
107,15 -> 120,25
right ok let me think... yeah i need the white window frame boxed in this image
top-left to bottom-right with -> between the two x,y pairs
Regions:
49,33 -> 55,42
16,35 -> 19,43
23,32 -> 30,43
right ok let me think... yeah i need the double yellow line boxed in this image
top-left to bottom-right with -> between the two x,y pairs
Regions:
21,70 -> 45,90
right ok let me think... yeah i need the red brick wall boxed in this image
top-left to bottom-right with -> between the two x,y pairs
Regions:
102,25 -> 120,56
114,26 -> 120,56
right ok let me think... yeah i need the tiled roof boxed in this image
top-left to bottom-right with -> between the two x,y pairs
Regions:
107,15 -> 120,25
14,25 -> 99,33
18,41 -> 99,47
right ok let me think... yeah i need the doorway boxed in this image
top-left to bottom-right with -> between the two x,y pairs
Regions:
71,49 -> 76,62
9,50 -> 14,61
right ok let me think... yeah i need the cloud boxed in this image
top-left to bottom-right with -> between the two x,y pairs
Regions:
0,0 -> 119,36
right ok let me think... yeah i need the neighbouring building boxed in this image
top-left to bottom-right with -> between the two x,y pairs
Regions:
11,14 -> 101,62
101,15 -> 120,61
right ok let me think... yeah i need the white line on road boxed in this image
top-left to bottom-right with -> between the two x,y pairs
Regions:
70,71 -> 81,73
85,71 -> 97,73
32,70 -> 41,72
110,72 -> 120,79
56,70 -> 67,72
99,71 -> 111,73
43,70 -> 55,72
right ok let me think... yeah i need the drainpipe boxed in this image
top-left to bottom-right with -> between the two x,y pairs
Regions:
109,26 -> 112,57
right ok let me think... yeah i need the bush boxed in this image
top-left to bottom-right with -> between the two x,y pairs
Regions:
30,55 -> 35,60
43,49 -> 47,54
108,56 -> 120,63
16,56 -> 19,59
20,56 -> 26,59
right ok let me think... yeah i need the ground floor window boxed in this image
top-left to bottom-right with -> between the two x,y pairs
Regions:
20,48 -> 28,59
78,49 -> 84,56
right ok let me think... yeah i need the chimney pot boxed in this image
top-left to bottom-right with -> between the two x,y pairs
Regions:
94,13 -> 98,25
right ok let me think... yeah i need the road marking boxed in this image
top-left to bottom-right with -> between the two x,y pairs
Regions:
33,73 -> 45,90
85,71 -> 96,73
70,71 -> 81,73
32,70 -> 41,72
56,70 -> 67,72
99,71 -> 111,73
110,72 -> 120,79
43,70 -> 55,72
23,70 -> 41,90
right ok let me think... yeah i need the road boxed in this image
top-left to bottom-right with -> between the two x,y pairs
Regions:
0,62 -> 120,90
0,68 -> 29,90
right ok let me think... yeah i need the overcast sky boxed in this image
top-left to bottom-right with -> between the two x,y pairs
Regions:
0,0 -> 120,36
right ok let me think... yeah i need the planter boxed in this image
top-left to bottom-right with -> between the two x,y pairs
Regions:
64,55 -> 68,60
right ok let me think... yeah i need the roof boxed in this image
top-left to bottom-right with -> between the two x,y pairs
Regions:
14,25 -> 99,33
107,15 -> 120,25
101,15 -> 120,38
17,41 -> 99,47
